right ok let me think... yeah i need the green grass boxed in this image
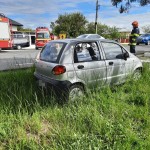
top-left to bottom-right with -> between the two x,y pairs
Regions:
0,64 -> 150,149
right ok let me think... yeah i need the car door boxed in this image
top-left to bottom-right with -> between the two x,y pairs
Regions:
100,41 -> 127,85
73,41 -> 107,87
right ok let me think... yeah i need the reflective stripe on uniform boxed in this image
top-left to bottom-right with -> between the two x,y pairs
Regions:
130,33 -> 139,37
132,39 -> 136,41
130,43 -> 136,45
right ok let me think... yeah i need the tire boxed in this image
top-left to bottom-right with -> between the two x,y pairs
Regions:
136,43 -> 139,45
68,84 -> 84,102
17,45 -> 22,50
35,47 -> 38,50
133,69 -> 142,80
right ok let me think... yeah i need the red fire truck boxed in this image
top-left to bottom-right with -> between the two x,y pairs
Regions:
35,27 -> 54,50
0,14 -> 13,49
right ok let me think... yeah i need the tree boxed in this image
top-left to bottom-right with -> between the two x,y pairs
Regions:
142,25 -> 150,33
17,27 -> 35,32
50,12 -> 88,37
111,0 -> 150,13
107,26 -> 121,40
86,22 -> 120,39
50,22 -> 55,32
86,22 -> 109,36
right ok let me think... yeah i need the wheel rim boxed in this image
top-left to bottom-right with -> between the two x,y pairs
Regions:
133,70 -> 141,80
69,87 -> 83,101
17,45 -> 21,50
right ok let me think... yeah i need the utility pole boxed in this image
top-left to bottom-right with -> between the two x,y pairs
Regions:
95,0 -> 99,34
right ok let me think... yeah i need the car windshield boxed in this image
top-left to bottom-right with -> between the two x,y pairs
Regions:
77,34 -> 88,38
37,32 -> 50,39
40,42 -> 67,62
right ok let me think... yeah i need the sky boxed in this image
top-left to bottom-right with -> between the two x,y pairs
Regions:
0,0 -> 150,33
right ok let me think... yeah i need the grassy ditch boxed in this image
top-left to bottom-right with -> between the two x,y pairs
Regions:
0,64 -> 150,149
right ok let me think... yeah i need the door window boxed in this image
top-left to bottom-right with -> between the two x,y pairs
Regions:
74,42 -> 101,63
101,42 -> 124,60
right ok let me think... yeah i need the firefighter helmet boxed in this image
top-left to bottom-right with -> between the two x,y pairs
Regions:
132,21 -> 139,27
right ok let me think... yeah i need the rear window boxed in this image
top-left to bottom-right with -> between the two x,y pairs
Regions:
40,42 -> 67,62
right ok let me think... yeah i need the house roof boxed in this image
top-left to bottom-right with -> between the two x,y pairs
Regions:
0,13 -> 23,26
9,19 -> 23,26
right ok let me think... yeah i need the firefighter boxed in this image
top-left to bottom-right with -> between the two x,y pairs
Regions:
129,21 -> 140,54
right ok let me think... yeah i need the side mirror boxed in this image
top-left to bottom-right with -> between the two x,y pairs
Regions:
123,52 -> 129,60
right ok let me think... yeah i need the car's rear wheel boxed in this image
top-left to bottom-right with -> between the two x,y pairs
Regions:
35,47 -> 39,50
68,84 -> 84,102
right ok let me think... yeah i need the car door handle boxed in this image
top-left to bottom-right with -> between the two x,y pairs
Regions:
109,62 -> 113,65
77,65 -> 84,69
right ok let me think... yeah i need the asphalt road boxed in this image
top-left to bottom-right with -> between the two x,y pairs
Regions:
123,44 -> 150,54
0,44 -> 150,71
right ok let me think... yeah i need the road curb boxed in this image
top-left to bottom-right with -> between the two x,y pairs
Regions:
141,60 -> 150,63
144,52 -> 150,57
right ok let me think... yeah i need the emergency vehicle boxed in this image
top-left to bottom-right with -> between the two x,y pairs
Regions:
0,13 -> 13,49
35,27 -> 53,49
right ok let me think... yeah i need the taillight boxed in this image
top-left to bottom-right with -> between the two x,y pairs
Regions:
52,65 -> 66,75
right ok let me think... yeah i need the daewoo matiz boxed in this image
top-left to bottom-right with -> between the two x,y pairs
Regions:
34,39 -> 143,100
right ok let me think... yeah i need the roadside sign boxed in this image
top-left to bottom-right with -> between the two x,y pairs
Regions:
59,34 -> 66,39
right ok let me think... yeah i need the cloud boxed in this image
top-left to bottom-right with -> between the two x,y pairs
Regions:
0,0 -> 149,32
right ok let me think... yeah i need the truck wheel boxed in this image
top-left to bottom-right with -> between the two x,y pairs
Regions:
35,47 -> 38,50
17,45 -> 22,50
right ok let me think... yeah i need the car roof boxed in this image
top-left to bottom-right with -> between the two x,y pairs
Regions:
48,38 -> 116,44
77,34 -> 100,37
79,34 -> 98,35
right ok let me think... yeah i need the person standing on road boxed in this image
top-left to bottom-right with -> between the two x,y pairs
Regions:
129,21 -> 140,55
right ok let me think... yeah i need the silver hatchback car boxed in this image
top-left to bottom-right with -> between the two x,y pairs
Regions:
34,39 -> 143,100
